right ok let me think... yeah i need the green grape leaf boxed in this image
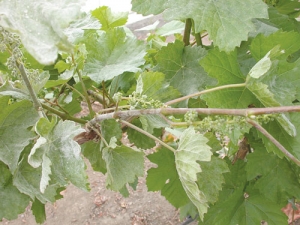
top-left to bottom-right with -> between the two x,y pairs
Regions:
200,48 -> 258,108
82,141 -> 107,174
102,144 -> 144,191
44,70 -> 73,89
0,97 -> 39,172
0,0 -> 84,65
201,186 -> 287,225
146,147 -> 190,208
127,119 -> 156,149
132,0 -> 268,51
155,40 -> 215,96
249,32 -> 300,105
246,142 -> 300,204
201,160 -> 287,225
175,127 -> 212,220
250,31 -> 300,61
92,6 -> 128,31
28,118 -> 88,193
276,0 -> 300,17
31,198 -> 46,224
197,156 -> 229,204
140,115 -> 169,134
83,28 -> 146,83
0,161 -> 30,220
257,112 -> 300,160
156,20 -> 185,36
100,119 -> 122,144
246,46 -> 299,137
136,72 -> 181,102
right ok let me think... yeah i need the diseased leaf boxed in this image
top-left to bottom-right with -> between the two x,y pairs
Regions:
156,40 -> 215,96
146,147 -> 190,208
0,0 -> 85,64
102,144 -> 144,191
0,81 -> 30,100
132,0 -> 268,51
0,97 -> 39,172
197,156 -> 229,204
175,127 -> 212,220
14,146 -> 63,204
0,161 -> 30,220
84,28 -> 146,83
28,118 -> 88,193
92,6 -> 128,31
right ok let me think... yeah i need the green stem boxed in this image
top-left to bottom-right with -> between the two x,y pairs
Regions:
165,83 -> 246,105
120,119 -> 176,153
183,18 -> 192,46
72,55 -> 95,118
195,33 -> 202,46
247,118 -> 300,166
16,60 -> 46,118
41,103 -> 87,124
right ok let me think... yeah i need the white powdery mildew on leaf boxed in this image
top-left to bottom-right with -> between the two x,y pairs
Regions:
175,127 -> 212,220
0,0 -> 85,65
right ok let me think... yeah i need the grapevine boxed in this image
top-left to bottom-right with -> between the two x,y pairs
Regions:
1,0 -> 300,224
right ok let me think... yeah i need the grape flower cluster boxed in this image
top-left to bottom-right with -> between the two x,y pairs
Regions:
128,91 -> 165,109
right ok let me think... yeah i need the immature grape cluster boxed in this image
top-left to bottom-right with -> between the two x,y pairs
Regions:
128,91 -> 164,109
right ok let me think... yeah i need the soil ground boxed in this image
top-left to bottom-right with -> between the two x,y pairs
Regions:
1,159 -> 197,225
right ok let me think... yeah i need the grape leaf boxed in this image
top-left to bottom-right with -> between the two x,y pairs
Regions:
250,30 -> 300,61
100,119 -> 122,144
246,141 -> 300,204
136,72 -> 181,102
200,48 -> 259,108
0,97 -> 39,172
258,112 -> 300,160
197,156 -> 229,204
155,40 -> 215,96
92,6 -> 128,31
0,81 -> 30,100
102,144 -> 144,191
0,0 -> 85,65
139,115 -> 169,134
31,198 -> 46,224
175,127 -> 212,220
13,146 -> 63,204
28,118 -> 89,193
127,119 -> 156,149
83,28 -> 146,83
0,161 -> 30,220
132,0 -> 268,51
201,160 -> 287,225
82,141 -> 107,174
146,147 -> 190,208
201,186 -> 287,225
